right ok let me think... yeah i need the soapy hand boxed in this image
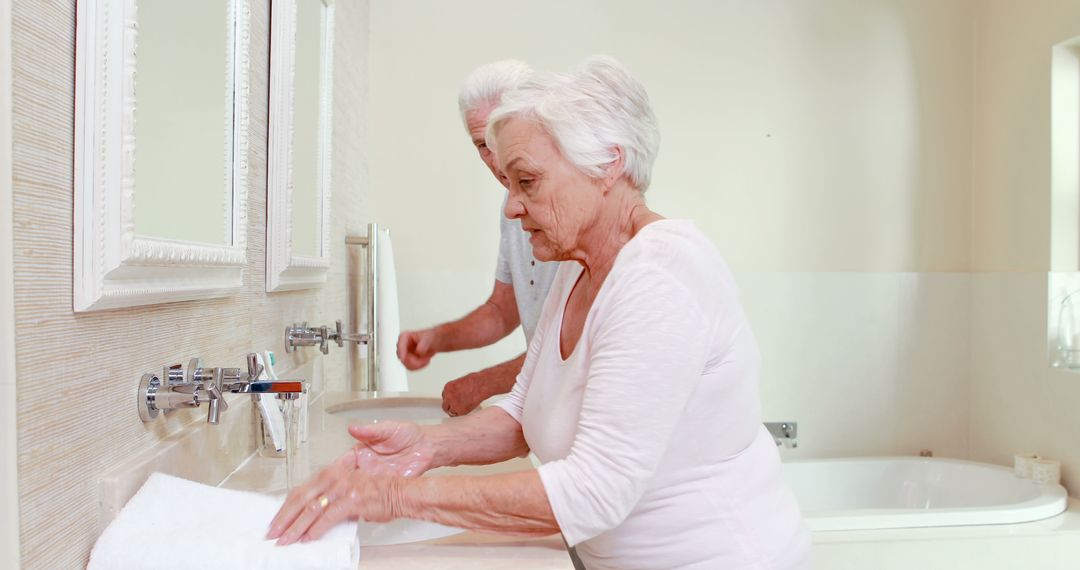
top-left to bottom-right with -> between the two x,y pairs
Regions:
267,456 -> 399,545
267,421 -> 433,545
346,420 -> 435,478
396,328 -> 439,370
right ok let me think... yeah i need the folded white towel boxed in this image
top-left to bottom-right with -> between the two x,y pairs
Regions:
89,473 -> 358,570
375,228 -> 409,392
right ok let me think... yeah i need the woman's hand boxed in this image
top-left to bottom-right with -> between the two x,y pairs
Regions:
346,421 -> 435,478
267,421 -> 433,545
267,460 -> 401,545
396,328 -> 439,370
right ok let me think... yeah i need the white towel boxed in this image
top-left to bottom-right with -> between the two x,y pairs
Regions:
89,473 -> 359,570
376,228 -> 409,392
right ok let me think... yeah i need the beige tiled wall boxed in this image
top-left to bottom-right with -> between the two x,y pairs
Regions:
2,0 -> 20,566
10,1 -> 371,567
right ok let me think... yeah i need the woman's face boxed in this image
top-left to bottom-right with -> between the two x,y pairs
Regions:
493,118 -> 604,262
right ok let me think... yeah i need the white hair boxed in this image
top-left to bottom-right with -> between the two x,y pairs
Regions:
485,55 -> 660,192
457,60 -> 534,126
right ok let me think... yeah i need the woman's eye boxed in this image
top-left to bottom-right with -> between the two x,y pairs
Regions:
519,179 -> 534,189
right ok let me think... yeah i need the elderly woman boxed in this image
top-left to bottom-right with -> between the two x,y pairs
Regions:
269,56 -> 810,569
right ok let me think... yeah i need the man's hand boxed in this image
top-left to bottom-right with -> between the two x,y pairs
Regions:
396,328 -> 439,370
441,373 -> 491,417
441,354 -> 526,417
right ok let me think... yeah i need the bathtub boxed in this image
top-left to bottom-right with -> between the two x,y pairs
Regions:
781,457 -> 1069,531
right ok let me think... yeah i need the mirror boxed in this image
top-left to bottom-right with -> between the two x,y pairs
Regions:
133,0 -> 233,246
266,0 -> 335,291
74,0 -> 251,311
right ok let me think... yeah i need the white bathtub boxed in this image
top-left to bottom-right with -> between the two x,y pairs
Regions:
781,457 -> 1069,531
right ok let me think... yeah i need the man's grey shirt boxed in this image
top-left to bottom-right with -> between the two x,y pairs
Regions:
496,192 -> 560,344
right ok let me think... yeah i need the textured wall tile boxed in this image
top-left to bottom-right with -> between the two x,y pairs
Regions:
12,1 -> 370,567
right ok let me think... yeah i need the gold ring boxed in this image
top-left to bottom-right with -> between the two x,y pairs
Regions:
317,495 -> 330,509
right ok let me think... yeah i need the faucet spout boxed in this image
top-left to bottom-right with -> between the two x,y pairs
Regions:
236,380 -> 306,400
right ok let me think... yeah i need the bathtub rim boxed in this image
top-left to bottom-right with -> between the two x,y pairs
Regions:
782,455 -> 1069,532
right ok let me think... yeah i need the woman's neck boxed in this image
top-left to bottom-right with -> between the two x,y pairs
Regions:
573,186 -> 661,292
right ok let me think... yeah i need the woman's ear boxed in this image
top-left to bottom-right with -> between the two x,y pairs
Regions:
600,146 -> 625,192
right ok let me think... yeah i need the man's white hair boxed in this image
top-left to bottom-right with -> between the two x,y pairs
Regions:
458,60 -> 534,126
485,55 -> 660,192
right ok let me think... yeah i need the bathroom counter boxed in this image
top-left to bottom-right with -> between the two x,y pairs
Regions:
219,393 -> 574,569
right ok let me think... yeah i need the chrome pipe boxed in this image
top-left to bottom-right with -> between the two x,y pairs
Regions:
343,222 -> 381,391
367,223 -> 379,392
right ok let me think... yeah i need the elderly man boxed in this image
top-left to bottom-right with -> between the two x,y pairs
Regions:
396,60 -> 559,417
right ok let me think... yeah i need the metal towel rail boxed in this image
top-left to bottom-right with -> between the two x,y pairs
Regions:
344,222 -> 380,391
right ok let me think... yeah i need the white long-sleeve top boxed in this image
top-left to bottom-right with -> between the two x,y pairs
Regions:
496,220 -> 811,570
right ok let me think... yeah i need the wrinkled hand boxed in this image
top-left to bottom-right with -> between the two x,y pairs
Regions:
347,421 -> 435,478
267,458 -> 398,545
441,374 -> 489,417
267,421 -> 433,545
396,328 -> 439,370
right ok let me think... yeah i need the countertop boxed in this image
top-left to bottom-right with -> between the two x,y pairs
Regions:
219,392 -> 574,569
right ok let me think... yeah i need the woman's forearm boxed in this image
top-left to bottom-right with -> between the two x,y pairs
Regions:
393,470 -> 559,536
425,407 -> 530,468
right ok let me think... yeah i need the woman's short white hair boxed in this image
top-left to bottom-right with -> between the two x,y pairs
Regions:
458,60 -> 533,125
485,55 -> 660,192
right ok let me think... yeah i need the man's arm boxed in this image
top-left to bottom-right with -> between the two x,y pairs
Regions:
433,280 -> 520,351
397,280 -> 520,370
442,353 -> 525,416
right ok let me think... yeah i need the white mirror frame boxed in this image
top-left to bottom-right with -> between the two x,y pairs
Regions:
266,0 -> 335,292
73,0 -> 251,312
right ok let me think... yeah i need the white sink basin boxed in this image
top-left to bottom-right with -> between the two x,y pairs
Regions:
324,396 -> 449,425
357,518 -> 465,546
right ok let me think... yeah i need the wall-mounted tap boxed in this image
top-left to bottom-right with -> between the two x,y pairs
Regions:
764,422 -> 798,449
285,321 -> 347,355
138,353 -> 306,424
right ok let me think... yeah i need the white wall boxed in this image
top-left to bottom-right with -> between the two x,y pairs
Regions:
745,272 -> 970,460
969,0 -> 1080,495
370,0 -> 972,275
368,0 -> 975,458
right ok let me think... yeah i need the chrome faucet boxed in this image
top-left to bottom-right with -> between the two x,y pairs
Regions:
764,422 -> 798,448
138,354 -> 306,424
285,321 -> 345,355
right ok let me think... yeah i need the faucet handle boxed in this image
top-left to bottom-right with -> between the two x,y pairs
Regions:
203,368 -> 228,424
318,325 -> 330,355
330,320 -> 344,348
245,352 -> 263,382
317,321 -> 345,354
184,357 -> 203,384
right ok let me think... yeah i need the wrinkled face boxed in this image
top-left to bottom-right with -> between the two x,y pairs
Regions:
492,117 -> 604,262
464,106 -> 508,188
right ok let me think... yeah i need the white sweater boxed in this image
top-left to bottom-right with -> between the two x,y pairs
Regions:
497,220 -> 811,570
